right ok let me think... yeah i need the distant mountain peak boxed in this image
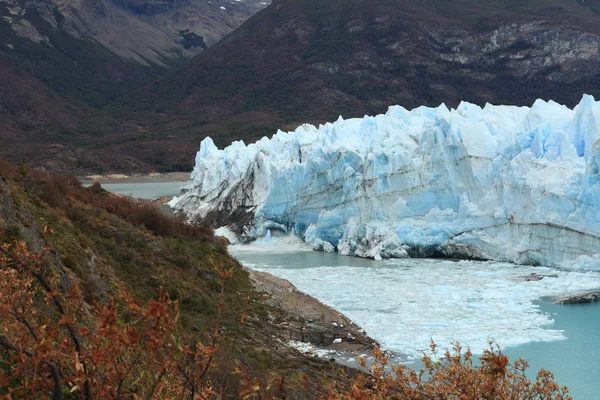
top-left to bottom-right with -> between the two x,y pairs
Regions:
0,0 -> 271,65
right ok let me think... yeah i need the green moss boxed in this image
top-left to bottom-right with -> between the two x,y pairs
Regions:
0,225 -> 23,243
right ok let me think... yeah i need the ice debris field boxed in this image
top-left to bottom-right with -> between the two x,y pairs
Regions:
171,96 -> 600,269
230,247 -> 600,359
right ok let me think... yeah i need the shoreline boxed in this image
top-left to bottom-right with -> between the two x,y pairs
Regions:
245,267 -> 381,368
555,290 -> 600,304
79,172 -> 190,185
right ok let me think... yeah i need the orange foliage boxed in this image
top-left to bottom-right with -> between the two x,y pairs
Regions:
0,239 -> 572,400
314,341 -> 572,400
0,241 -> 223,399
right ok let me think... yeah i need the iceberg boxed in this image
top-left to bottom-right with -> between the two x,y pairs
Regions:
170,96 -> 600,268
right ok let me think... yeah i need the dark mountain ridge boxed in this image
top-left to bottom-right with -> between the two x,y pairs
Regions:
5,0 -> 600,173
0,0 -> 270,172
112,0 -> 182,15
113,0 -> 600,152
0,0 -> 271,105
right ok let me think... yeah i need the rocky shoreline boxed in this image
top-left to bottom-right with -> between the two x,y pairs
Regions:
246,268 -> 376,363
517,273 -> 600,304
80,172 -> 190,185
555,290 -> 600,304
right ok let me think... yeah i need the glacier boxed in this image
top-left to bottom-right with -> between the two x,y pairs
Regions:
170,95 -> 600,268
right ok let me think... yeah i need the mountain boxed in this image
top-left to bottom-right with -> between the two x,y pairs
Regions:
6,0 -> 600,174
0,59 -> 151,173
114,0 -> 600,153
0,0 -> 270,172
0,0 -> 270,105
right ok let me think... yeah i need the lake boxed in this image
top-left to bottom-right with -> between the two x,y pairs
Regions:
504,301 -> 600,400
83,181 -> 185,200
230,237 -> 600,399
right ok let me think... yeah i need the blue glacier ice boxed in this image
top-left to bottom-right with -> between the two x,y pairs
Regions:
170,96 -> 600,268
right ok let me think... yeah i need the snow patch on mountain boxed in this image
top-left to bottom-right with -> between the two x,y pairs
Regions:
170,95 -> 600,268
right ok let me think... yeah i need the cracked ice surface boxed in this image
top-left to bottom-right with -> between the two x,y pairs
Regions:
171,96 -> 600,268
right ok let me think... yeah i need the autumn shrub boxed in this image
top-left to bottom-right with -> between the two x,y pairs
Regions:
2,163 -> 213,241
0,238 -> 574,400
74,188 -> 214,241
233,342 -> 572,400
316,343 -> 571,400
0,240 -> 235,399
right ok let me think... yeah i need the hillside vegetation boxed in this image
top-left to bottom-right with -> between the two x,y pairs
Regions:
0,160 -> 573,398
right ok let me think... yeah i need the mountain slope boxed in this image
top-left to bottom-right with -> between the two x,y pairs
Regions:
0,160 -> 373,396
0,59 -> 153,173
0,0 -> 270,173
0,0 -> 270,106
6,0 -> 600,174
113,0 -> 600,151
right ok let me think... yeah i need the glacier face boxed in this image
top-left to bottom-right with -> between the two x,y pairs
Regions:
170,96 -> 600,268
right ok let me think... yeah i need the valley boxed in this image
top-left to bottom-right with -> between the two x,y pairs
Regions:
5,0 -> 600,173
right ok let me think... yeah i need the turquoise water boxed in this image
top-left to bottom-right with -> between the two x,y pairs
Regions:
230,242 -> 600,399
86,182 -> 184,200
504,301 -> 600,400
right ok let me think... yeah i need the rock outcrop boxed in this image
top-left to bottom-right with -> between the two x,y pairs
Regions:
0,0 -> 270,64
557,291 -> 600,304
248,268 -> 374,352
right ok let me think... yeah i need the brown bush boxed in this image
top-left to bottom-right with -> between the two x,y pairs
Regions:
0,241 -> 230,399
0,240 -> 573,400
0,160 -> 213,241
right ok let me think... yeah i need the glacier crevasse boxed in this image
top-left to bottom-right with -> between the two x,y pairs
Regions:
170,96 -> 600,268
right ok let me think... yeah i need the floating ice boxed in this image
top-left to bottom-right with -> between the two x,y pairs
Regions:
172,96 -> 600,268
287,340 -> 336,357
229,233 -> 311,254
264,229 -> 274,243
231,249 -> 600,358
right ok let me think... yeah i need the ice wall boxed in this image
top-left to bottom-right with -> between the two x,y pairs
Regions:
170,96 -> 600,268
